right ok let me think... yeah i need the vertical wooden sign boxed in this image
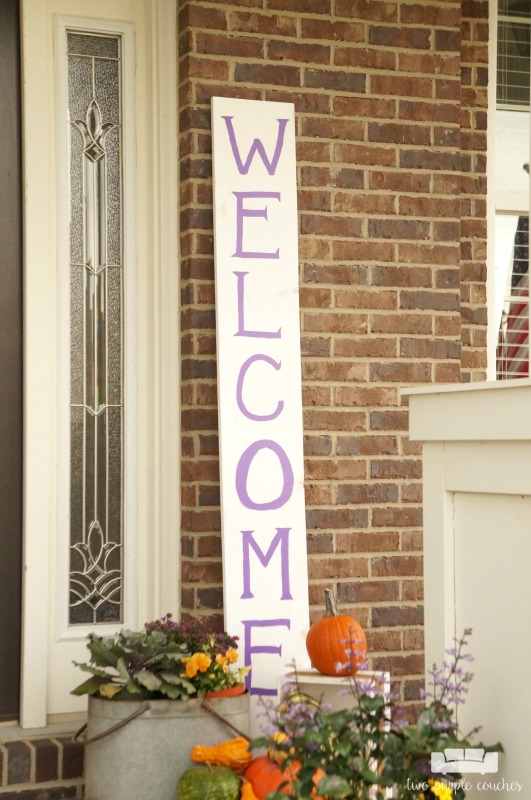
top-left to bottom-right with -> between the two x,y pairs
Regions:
211,97 -> 310,726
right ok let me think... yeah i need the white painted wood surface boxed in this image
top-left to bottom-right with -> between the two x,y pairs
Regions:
280,669 -> 390,712
211,97 -> 310,733
408,381 -> 531,797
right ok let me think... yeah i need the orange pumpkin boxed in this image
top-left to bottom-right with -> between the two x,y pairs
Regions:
306,589 -> 367,676
243,756 -> 300,799
243,756 -> 326,800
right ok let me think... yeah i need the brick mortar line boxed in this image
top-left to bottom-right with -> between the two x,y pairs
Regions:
180,5 -> 462,16
182,85 -> 465,102
181,67 -> 464,78
181,50 -> 465,64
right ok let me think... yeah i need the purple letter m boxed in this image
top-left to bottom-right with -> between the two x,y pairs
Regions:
241,528 -> 292,600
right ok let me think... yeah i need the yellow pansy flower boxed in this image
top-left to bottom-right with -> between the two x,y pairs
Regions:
183,652 -> 212,678
431,779 -> 453,800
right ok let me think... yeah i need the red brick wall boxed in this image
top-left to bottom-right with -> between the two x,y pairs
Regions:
178,0 -> 489,710
460,0 -> 489,381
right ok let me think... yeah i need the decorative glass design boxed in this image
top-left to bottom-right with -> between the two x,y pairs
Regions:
67,31 -> 123,624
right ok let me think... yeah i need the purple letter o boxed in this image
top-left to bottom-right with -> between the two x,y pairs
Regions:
236,439 -> 294,510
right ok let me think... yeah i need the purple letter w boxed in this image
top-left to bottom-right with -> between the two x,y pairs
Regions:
222,116 -> 289,176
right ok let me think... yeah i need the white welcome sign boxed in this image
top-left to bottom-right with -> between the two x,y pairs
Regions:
211,97 -> 310,724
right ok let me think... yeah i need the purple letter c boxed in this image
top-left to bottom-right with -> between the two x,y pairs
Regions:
236,355 -> 284,422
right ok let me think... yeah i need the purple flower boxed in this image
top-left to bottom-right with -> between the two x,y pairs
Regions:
335,661 -> 350,673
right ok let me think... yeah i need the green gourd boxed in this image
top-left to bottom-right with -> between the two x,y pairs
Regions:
177,766 -> 240,800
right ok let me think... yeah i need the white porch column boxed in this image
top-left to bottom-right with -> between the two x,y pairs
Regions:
407,379 -> 531,797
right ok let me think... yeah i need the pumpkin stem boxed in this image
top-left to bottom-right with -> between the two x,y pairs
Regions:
324,588 -> 338,617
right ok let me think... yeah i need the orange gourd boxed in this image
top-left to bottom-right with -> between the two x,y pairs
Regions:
190,737 -> 252,772
240,779 -> 260,800
306,589 -> 367,676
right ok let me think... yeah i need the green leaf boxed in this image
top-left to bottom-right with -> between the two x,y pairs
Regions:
126,680 -> 144,695
159,671 -> 186,685
316,774 -> 352,798
479,740 -> 504,754
156,672 -> 196,696
360,693 -> 386,713
86,635 -> 121,667
135,670 -> 162,691
358,763 -> 380,783
72,661 -> 114,679
112,685 -> 152,701
71,676 -> 106,696
182,679 -> 197,695
416,707 -> 435,733
250,735 -> 271,750
336,738 -> 358,758
116,657 -> 131,681
159,682 -> 187,699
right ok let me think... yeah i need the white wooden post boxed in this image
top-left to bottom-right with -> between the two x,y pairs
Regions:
408,379 -> 531,797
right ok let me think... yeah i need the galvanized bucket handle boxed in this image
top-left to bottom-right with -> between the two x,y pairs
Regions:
199,698 -> 248,738
73,701 -> 152,745
73,698 -> 247,745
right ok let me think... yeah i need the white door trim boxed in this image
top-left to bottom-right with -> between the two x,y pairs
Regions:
20,0 -> 179,728
137,0 -> 181,624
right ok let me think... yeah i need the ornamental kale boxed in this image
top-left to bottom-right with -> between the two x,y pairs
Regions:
72,613 -> 249,701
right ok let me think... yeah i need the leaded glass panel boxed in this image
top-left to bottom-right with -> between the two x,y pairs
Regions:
67,31 -> 123,625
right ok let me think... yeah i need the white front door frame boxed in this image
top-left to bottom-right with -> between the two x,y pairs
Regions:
20,0 -> 179,728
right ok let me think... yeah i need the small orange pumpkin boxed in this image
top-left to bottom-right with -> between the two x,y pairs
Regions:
243,756 -> 326,800
306,589 -> 367,676
242,756 -> 300,799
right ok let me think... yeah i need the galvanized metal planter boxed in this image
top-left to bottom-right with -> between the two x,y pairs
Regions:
83,692 -> 250,800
